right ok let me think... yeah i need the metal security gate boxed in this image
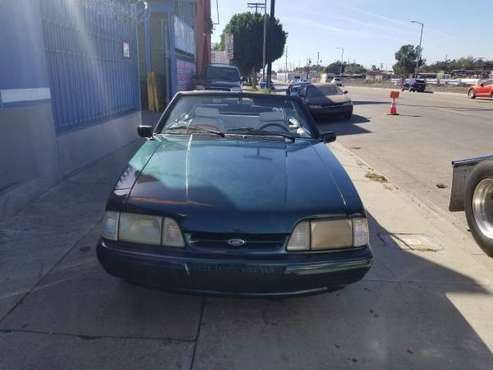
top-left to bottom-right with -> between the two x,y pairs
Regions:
40,0 -> 140,134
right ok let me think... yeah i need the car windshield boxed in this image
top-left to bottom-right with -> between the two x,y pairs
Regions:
160,95 -> 314,139
205,66 -> 240,82
308,85 -> 342,97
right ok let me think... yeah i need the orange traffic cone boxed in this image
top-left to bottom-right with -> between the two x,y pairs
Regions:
389,99 -> 398,115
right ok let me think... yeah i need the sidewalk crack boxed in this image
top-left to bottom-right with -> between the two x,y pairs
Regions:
0,328 -> 196,343
189,297 -> 206,370
0,218 -> 103,324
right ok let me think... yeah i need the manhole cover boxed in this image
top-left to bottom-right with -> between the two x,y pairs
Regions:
378,233 -> 442,252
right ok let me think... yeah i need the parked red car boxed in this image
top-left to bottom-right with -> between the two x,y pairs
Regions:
467,79 -> 493,99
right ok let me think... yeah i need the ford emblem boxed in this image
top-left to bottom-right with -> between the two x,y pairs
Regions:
227,239 -> 246,247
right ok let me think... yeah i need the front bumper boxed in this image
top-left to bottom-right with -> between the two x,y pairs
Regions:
97,240 -> 373,297
309,105 -> 353,118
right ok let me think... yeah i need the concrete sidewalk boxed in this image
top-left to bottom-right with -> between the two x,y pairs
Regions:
1,139 -> 492,369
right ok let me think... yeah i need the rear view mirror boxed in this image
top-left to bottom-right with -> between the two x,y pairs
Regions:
320,131 -> 336,144
138,125 -> 153,138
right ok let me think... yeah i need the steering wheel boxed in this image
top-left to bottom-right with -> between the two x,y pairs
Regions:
258,122 -> 291,133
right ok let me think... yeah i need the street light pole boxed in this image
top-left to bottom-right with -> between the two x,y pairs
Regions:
336,47 -> 344,76
410,20 -> 424,78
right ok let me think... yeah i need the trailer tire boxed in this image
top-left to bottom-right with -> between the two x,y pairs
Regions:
464,160 -> 493,257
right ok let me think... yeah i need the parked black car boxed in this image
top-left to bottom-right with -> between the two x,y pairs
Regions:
97,91 -> 372,297
196,64 -> 242,92
402,78 -> 426,92
298,84 -> 353,120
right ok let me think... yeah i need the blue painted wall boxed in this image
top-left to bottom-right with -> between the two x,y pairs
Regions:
40,0 -> 140,134
0,0 -> 50,90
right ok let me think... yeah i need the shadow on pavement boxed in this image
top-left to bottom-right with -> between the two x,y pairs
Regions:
1,207 -> 492,368
1,127 -> 492,369
318,114 -> 371,137
190,213 -> 493,369
399,103 -> 493,112
353,100 -> 388,106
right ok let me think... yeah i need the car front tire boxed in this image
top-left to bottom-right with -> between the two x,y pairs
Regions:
468,89 -> 476,99
464,161 -> 493,257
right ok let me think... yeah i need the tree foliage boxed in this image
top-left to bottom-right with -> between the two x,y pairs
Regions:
344,63 -> 367,74
221,12 -> 287,76
322,62 -> 366,75
421,57 -> 493,73
393,44 -> 424,77
324,61 -> 344,74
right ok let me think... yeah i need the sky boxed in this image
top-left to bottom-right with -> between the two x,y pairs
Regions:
210,0 -> 493,71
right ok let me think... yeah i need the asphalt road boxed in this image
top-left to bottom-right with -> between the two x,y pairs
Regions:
317,85 -> 493,235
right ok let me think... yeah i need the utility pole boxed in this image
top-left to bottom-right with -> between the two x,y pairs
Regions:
266,0 -> 275,88
247,2 -> 264,14
336,47 -> 344,76
248,1 -> 266,86
410,20 -> 424,78
262,0 -> 267,81
285,46 -> 288,72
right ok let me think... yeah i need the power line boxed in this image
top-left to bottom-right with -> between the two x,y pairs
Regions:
247,2 -> 265,14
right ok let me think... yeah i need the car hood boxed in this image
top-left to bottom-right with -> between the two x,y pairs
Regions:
125,136 -> 354,234
309,95 -> 351,105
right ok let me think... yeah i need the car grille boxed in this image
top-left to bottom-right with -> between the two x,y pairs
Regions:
325,102 -> 346,107
186,232 -> 288,250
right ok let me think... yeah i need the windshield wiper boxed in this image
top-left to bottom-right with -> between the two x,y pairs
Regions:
162,125 -> 225,137
227,127 -> 295,141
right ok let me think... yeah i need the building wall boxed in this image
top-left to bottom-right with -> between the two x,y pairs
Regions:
176,58 -> 196,91
0,0 -> 141,219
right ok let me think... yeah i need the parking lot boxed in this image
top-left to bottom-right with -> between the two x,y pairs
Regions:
1,88 -> 493,369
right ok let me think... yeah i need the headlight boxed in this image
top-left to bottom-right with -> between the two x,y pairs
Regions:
102,211 -> 119,241
352,217 -> 369,247
286,221 -> 310,251
311,219 -> 352,250
162,218 -> 185,247
101,211 -> 185,248
286,217 -> 368,251
119,213 -> 162,246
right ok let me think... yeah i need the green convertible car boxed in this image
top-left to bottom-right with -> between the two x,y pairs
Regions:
97,91 -> 373,297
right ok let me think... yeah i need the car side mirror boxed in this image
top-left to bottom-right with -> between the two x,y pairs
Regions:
480,83 -> 484,87
138,125 -> 153,138
343,90 -> 348,94
320,131 -> 336,144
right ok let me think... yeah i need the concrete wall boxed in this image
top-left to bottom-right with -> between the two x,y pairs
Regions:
0,103 -> 141,218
